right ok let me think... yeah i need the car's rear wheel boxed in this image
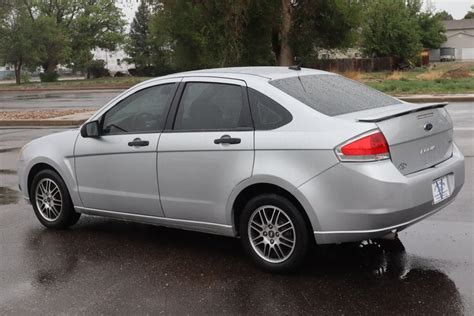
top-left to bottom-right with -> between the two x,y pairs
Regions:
240,194 -> 310,272
31,169 -> 80,229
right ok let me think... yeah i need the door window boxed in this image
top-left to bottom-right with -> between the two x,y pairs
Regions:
102,84 -> 175,135
173,82 -> 251,131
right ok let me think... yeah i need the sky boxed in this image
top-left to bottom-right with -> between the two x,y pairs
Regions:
428,0 -> 473,19
119,0 -> 474,24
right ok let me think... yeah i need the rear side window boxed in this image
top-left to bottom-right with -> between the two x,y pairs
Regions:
270,74 -> 399,116
173,82 -> 252,131
248,88 -> 292,130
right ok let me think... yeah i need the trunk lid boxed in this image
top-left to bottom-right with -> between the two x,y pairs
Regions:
338,103 -> 453,175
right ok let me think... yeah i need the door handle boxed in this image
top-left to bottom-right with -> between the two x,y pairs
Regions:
214,135 -> 241,145
128,138 -> 149,147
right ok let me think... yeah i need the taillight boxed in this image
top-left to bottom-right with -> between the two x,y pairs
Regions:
335,130 -> 390,162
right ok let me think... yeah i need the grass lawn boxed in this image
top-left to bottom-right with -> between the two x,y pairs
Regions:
366,77 -> 474,95
355,62 -> 474,95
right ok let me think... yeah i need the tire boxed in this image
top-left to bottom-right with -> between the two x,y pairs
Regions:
240,193 -> 310,272
30,169 -> 81,229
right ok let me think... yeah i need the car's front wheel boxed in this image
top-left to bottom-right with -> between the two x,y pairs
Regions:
30,169 -> 81,229
240,194 -> 310,272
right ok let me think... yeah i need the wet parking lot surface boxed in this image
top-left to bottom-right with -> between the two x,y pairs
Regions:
0,103 -> 473,314
0,90 -> 121,110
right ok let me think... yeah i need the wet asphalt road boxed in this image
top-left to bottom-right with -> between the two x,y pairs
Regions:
0,104 -> 473,314
0,90 -> 121,110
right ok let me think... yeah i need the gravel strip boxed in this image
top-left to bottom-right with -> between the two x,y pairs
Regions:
0,109 -> 92,120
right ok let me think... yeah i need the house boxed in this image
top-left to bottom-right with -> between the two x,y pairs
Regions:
0,64 -> 14,80
317,48 -> 363,60
92,48 -> 134,75
430,19 -> 474,62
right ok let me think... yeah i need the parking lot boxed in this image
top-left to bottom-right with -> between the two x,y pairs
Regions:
0,90 -> 121,110
0,103 -> 472,314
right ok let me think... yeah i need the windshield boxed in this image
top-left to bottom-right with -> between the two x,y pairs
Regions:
269,74 -> 400,116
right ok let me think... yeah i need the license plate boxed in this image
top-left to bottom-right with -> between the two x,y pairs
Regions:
432,176 -> 451,204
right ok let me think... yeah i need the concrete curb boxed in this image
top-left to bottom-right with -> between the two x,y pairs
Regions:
0,119 -> 86,127
398,95 -> 474,103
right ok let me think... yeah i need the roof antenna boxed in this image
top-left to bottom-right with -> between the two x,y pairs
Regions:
289,56 -> 303,70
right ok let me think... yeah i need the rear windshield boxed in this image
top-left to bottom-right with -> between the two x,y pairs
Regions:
270,74 -> 400,116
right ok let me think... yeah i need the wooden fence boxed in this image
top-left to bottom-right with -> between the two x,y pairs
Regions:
310,57 -> 396,72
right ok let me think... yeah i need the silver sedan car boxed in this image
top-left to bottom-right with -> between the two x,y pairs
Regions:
18,67 -> 465,271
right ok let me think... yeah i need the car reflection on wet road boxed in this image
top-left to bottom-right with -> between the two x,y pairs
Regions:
0,102 -> 473,314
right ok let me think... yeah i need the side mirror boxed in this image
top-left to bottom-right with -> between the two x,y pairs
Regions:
80,120 -> 100,138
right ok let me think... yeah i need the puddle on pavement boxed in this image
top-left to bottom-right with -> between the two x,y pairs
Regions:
0,187 -> 19,205
0,147 -> 20,153
15,94 -> 62,100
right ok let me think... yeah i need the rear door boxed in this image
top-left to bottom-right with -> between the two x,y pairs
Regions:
157,77 -> 254,225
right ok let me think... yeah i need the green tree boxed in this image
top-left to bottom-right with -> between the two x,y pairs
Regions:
465,5 -> 474,19
361,0 -> 422,63
417,12 -> 446,49
240,0 -> 279,66
70,0 -> 126,74
290,0 -> 362,64
125,0 -> 155,73
0,3 -> 44,84
148,0 -> 362,70
434,10 -> 453,20
19,0 -> 125,80
149,0 -> 249,71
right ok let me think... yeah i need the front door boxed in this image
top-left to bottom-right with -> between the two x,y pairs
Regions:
74,81 -> 178,216
158,78 -> 254,225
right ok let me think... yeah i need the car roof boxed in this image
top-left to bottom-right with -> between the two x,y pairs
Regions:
153,66 -> 332,82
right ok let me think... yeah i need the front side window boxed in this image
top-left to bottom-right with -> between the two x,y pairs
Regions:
102,84 -> 175,135
173,82 -> 251,131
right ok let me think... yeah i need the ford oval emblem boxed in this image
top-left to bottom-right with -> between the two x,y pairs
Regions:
424,123 -> 433,131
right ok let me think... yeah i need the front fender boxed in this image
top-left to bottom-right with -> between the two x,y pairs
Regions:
18,130 -> 82,206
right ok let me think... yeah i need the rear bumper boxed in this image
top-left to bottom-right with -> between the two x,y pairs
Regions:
299,143 -> 465,244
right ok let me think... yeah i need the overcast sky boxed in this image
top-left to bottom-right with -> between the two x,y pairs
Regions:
120,0 -> 473,23
429,0 -> 473,19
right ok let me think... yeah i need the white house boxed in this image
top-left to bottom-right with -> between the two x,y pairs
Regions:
430,19 -> 474,61
91,48 -> 134,75
317,48 -> 363,59
0,64 -> 14,80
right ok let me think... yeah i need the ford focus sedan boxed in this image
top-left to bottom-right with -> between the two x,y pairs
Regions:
18,67 -> 465,272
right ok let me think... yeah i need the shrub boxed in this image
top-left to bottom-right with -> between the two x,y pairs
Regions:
40,72 -> 59,82
87,60 -> 110,79
20,72 -> 31,83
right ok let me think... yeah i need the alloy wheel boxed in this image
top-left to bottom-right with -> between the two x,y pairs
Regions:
248,205 -> 296,263
35,178 -> 63,222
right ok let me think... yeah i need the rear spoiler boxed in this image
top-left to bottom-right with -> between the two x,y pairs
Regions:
356,102 -> 448,123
